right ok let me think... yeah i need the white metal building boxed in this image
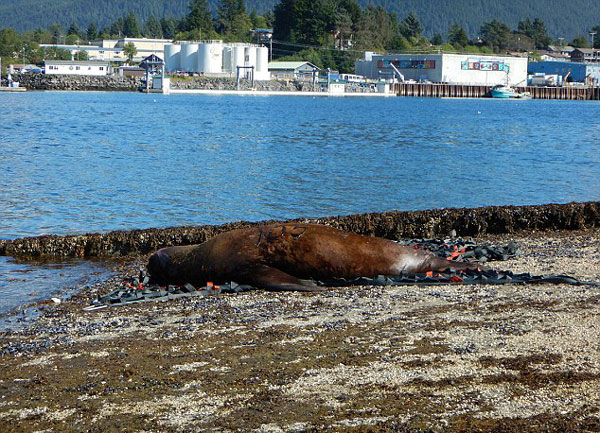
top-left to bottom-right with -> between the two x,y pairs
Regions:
356,52 -> 528,87
44,60 -> 110,76
164,41 -> 270,80
40,38 -> 173,63
268,61 -> 319,80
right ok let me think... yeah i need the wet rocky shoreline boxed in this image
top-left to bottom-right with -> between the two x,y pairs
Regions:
1,204 -> 599,432
2,201 -> 599,259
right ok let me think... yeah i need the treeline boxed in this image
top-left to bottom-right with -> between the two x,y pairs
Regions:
2,0 -> 600,73
2,0 -> 600,41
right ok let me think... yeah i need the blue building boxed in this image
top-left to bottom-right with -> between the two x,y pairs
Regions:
528,61 -> 600,85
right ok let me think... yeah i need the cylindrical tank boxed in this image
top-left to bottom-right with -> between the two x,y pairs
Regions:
164,44 -> 181,72
255,46 -> 270,80
222,47 -> 233,73
180,43 -> 199,73
233,45 -> 245,70
206,41 -> 223,73
244,47 -> 256,79
197,43 -> 210,73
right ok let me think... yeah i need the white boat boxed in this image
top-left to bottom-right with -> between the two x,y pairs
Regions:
490,84 -> 529,99
490,84 -> 515,98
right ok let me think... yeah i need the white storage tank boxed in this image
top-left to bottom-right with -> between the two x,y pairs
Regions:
255,46 -> 270,80
233,45 -> 245,69
206,41 -> 223,73
197,43 -> 210,73
222,46 -> 233,73
180,43 -> 199,73
164,44 -> 181,72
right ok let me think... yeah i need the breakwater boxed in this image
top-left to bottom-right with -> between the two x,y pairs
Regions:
170,76 -> 302,92
1,202 -> 598,259
10,73 -> 143,91
394,83 -> 600,100
7,73 -> 306,92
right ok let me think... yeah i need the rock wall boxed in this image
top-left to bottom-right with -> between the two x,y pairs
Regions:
10,73 -> 143,91
1,202 -> 598,259
170,76 -> 304,92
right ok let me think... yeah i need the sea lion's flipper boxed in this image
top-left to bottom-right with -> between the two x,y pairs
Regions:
250,265 -> 325,292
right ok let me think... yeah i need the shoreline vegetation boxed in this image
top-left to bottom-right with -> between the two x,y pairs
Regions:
1,202 -> 599,431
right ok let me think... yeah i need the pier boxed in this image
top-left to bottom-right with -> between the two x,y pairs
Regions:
393,83 -> 600,100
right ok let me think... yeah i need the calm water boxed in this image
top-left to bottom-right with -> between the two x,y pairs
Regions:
1,91 -> 599,320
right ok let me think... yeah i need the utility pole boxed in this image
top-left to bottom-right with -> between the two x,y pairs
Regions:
590,31 -> 597,62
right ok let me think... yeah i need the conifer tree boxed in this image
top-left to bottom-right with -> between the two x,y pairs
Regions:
123,12 -> 141,38
144,15 -> 163,39
186,0 -> 213,33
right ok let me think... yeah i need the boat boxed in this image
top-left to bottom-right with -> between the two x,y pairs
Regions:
490,84 -> 530,99
490,84 -> 515,98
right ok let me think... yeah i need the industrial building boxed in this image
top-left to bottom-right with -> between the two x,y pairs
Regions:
44,60 -> 110,76
40,38 -> 171,63
355,52 -> 528,87
164,41 -> 270,80
267,61 -> 319,80
528,61 -> 600,85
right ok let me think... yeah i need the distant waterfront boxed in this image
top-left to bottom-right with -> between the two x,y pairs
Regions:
0,91 -> 599,315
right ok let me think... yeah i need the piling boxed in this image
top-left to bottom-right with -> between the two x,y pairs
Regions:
394,83 -> 600,100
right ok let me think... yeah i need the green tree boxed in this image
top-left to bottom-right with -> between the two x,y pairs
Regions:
571,35 -> 588,48
67,22 -> 83,38
87,23 -> 98,41
144,15 -> 163,38
110,17 -> 124,37
263,11 -> 275,28
41,46 -> 71,60
401,12 -> 423,39
355,5 -> 397,51
431,33 -> 443,46
218,0 -> 252,38
49,23 -> 63,44
249,10 -> 267,29
161,17 -> 178,39
186,0 -> 213,34
0,27 -> 21,57
123,12 -> 141,38
123,41 -> 137,61
480,19 -> 511,51
518,17 -> 551,49
448,23 -> 468,48
75,49 -> 89,60
593,25 -> 600,48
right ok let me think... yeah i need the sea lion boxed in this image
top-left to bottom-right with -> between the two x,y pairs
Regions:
147,223 -> 481,292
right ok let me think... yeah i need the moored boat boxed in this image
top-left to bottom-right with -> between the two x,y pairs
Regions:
490,84 -> 515,98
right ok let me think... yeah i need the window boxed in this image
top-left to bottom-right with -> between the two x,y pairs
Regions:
76,66 -> 80,70
99,67 -> 104,71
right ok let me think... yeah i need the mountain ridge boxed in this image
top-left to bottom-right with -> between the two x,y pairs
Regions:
1,0 -> 598,41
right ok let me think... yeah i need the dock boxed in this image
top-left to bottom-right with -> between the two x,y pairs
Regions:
0,86 -> 26,92
393,83 -> 600,100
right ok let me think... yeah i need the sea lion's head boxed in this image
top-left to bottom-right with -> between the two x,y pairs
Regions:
147,247 -> 175,284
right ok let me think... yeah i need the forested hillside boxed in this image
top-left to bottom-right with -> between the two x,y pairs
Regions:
0,0 -> 598,40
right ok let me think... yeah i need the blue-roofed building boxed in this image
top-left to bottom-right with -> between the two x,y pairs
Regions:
528,61 -> 600,85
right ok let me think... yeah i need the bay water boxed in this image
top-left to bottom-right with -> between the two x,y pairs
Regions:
1,91 -> 599,321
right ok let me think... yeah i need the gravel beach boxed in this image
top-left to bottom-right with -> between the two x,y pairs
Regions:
1,228 -> 599,432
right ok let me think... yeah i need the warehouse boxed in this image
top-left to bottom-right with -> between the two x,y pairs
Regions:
355,52 -> 528,87
528,61 -> 600,85
44,60 -> 110,76
164,41 -> 270,80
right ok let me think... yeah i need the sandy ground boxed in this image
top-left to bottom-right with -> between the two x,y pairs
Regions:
1,229 -> 599,432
